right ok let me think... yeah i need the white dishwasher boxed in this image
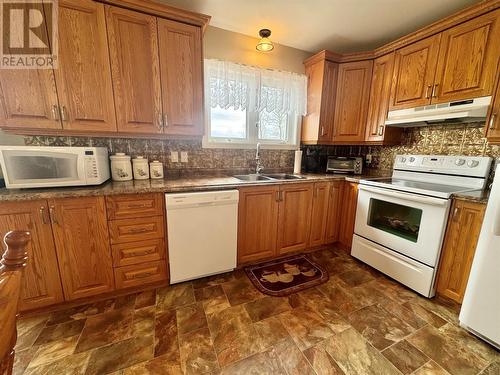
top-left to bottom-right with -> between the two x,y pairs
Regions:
165,190 -> 239,284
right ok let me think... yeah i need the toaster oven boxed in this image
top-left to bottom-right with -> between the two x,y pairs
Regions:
326,156 -> 363,174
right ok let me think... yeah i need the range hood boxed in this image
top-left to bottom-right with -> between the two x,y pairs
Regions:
385,96 -> 491,127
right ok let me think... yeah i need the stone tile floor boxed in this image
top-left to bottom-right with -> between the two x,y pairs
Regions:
13,247 -> 499,375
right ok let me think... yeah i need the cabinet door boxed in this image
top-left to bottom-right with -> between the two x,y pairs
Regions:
325,181 -> 343,243
365,53 -> 401,144
0,201 -> 63,311
55,0 -> 116,132
309,182 -> 330,247
486,64 -> 500,143
390,34 -> 441,110
318,62 -> 339,142
437,201 -> 485,303
433,10 -> 500,103
277,183 -> 314,254
338,182 -> 359,248
49,196 -> 114,300
333,61 -> 372,143
237,186 -> 279,264
158,19 -> 203,136
106,6 -> 162,134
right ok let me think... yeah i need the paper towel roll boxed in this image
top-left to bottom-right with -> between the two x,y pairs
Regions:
294,150 -> 303,174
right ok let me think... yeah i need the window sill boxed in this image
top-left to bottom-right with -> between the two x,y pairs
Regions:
202,138 -> 299,150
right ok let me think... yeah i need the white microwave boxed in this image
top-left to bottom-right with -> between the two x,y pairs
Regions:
0,146 -> 110,189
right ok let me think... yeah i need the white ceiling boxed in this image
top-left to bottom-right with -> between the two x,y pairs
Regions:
158,0 -> 479,53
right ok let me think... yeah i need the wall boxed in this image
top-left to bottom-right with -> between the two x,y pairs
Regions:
204,26 -> 311,74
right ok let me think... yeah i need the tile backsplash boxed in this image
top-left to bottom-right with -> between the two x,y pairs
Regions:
23,136 -> 295,176
302,122 -> 500,174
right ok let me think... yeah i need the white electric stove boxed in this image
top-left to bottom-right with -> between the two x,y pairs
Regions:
352,155 -> 492,297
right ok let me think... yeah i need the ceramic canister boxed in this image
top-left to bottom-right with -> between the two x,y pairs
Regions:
149,160 -> 164,179
132,156 -> 150,180
110,153 -> 133,181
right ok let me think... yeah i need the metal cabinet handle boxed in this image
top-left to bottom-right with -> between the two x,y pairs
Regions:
51,105 -> 60,121
163,114 -> 168,128
452,206 -> 461,221
60,106 -> 68,121
425,85 -> 432,99
127,203 -> 148,209
39,206 -> 49,224
275,191 -> 280,202
127,248 -> 155,257
431,84 -> 439,98
49,206 -> 58,224
127,227 -> 148,234
378,125 -> 384,136
157,114 -> 163,131
320,126 -> 325,136
127,270 -> 155,280
489,113 -> 497,130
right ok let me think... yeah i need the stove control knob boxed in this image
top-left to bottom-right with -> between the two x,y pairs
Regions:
467,160 -> 479,168
400,157 -> 407,163
455,159 -> 466,166
409,157 -> 415,163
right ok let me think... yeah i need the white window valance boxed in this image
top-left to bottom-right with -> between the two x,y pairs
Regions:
205,59 -> 307,116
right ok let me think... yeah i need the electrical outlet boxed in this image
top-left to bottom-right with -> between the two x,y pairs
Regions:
170,151 -> 179,163
180,151 -> 188,163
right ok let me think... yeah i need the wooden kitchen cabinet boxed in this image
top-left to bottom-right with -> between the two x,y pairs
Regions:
338,181 -> 359,249
333,60 -> 373,143
390,34 -> 441,110
437,200 -> 485,303
365,53 -> 402,144
302,59 -> 338,144
158,19 -> 204,136
237,186 -> 279,264
433,10 -> 500,103
309,182 -> 331,247
54,0 -> 117,132
325,181 -> 344,244
0,201 -> 64,311
49,196 -> 114,300
106,6 -> 163,134
277,183 -> 314,254
485,64 -> 500,143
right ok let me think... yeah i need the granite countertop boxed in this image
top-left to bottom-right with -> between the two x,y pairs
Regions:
451,189 -> 490,204
0,173 -> 381,202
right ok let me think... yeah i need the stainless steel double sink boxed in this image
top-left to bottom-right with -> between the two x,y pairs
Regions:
233,173 -> 306,182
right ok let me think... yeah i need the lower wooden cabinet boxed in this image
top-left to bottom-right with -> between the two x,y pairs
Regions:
338,181 -> 359,248
0,201 -> 64,311
114,260 -> 167,289
309,182 -> 331,247
237,186 -> 279,264
325,181 -> 344,243
49,196 -> 115,300
277,183 -> 314,254
436,200 -> 485,303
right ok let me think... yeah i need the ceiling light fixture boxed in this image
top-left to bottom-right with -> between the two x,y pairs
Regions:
256,29 -> 274,52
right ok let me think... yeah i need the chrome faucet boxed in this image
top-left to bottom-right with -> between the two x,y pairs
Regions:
255,143 -> 264,174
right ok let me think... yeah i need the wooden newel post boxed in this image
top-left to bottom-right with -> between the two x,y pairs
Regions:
0,230 -> 30,375
0,231 -> 30,272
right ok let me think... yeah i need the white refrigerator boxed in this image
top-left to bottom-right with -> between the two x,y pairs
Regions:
459,163 -> 500,349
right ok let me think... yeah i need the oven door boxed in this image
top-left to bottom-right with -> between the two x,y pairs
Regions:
355,184 -> 450,267
0,148 -> 85,188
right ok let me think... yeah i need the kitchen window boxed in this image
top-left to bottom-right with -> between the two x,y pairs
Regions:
203,59 -> 307,149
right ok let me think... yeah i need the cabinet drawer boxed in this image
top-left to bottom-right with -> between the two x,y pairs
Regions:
106,194 -> 164,220
109,216 -> 165,244
114,260 -> 168,289
112,238 -> 165,267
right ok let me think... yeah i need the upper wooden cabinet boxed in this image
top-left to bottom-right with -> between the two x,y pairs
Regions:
437,200 -> 485,303
158,19 -> 203,136
49,196 -> 114,300
390,35 -> 441,110
365,53 -> 401,144
390,9 -> 500,109
55,0 -> 117,132
237,185 -> 280,264
0,201 -> 64,311
302,59 -> 338,144
277,183 -> 314,254
333,60 -> 373,143
486,64 -> 500,143
106,6 -> 162,134
433,9 -> 500,103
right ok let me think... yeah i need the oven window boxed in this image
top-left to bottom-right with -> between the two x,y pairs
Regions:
367,198 -> 422,242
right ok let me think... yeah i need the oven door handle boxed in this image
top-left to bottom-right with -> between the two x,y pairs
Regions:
359,185 -> 448,207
